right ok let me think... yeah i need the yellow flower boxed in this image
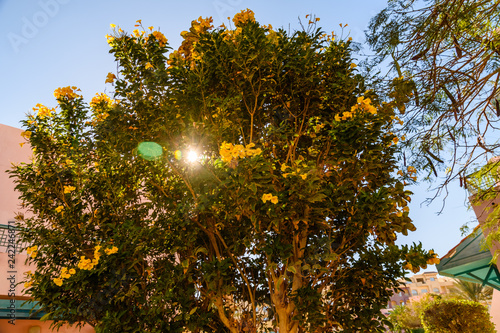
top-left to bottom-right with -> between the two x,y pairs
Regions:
27,245 -> 38,257
63,185 -> 76,194
300,174 -> 307,180
55,206 -> 64,213
33,103 -> 54,119
24,281 -> 33,288
60,267 -> 71,279
233,8 -> 255,27
270,195 -> 279,204
342,111 -> 352,120
261,193 -> 273,203
53,277 -> 63,286
350,63 -> 357,69
145,62 -> 154,70
21,131 -> 32,139
393,137 -> 399,144
54,86 -> 81,100
151,31 -> 168,47
136,19 -> 142,24
281,164 -> 288,172
105,72 -> 116,84
148,26 -> 154,30
105,246 -> 118,255
77,256 -> 95,270
110,23 -> 116,29
106,34 -> 115,44
69,268 -> 76,275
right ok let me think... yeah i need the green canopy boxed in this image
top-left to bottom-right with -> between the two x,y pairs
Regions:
436,227 -> 500,290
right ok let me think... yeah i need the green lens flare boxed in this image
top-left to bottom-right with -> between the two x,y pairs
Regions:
137,142 -> 163,161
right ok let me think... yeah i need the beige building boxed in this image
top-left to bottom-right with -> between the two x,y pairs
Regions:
403,271 -> 456,301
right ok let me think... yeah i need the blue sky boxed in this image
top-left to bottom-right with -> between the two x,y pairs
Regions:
0,0 -> 478,269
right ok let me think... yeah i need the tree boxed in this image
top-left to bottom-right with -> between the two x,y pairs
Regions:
11,10 -> 436,333
387,293 -> 433,333
421,298 -> 496,333
366,0 -> 500,196
451,279 -> 494,303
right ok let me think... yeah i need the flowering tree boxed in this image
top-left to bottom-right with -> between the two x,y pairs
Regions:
11,10 -> 436,333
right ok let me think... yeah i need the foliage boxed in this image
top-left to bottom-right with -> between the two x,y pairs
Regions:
451,279 -> 494,303
387,293 -> 433,332
421,298 -> 496,333
366,0 -> 500,195
11,11 -> 436,333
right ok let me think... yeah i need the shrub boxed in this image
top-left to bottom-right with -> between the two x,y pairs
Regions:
421,298 -> 495,333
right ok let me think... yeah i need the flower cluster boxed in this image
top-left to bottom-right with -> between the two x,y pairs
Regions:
151,30 -> 168,47
105,72 -> 116,84
427,250 -> 440,265
105,246 -> 118,255
55,205 -> 64,213
335,96 -> 377,122
21,131 -> 32,140
76,245 -> 117,272
26,245 -> 38,259
54,86 -> 82,101
262,193 -> 278,204
52,267 -> 76,286
219,142 -> 262,164
77,245 -> 102,271
90,93 -> 116,109
63,185 -> 76,194
24,271 -> 34,288
32,103 -> 55,119
233,8 -> 255,27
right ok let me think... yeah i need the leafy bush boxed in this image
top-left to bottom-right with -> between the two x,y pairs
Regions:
421,298 -> 495,333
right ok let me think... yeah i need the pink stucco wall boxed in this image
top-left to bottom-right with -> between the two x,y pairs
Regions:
0,124 -> 33,297
470,194 -> 500,331
0,124 -> 31,224
0,124 -> 94,332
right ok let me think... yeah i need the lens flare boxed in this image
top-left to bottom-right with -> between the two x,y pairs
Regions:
137,142 -> 162,161
187,150 -> 198,163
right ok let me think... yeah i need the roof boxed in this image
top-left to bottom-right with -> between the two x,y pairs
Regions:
437,227 -> 500,290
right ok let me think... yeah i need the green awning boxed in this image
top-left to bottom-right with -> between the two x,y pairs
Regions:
436,227 -> 500,290
0,299 -> 45,319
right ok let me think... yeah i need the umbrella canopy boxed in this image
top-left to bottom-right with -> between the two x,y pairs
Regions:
437,227 -> 500,290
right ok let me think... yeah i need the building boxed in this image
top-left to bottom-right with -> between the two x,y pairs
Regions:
384,271 -> 455,313
403,272 -> 455,300
436,158 -> 500,329
0,123 -> 94,333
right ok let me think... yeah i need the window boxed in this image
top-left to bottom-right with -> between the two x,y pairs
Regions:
421,289 -> 428,293
416,278 -> 425,284
433,288 -> 439,293
412,290 -> 418,296
430,277 -> 435,281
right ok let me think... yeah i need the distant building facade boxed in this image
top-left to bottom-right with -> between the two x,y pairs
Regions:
384,271 -> 456,313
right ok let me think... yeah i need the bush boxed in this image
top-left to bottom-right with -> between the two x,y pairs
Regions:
421,298 -> 495,333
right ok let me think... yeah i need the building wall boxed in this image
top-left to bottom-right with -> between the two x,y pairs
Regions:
0,124 -> 33,298
385,272 -> 455,313
0,124 -> 94,333
404,272 -> 456,301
